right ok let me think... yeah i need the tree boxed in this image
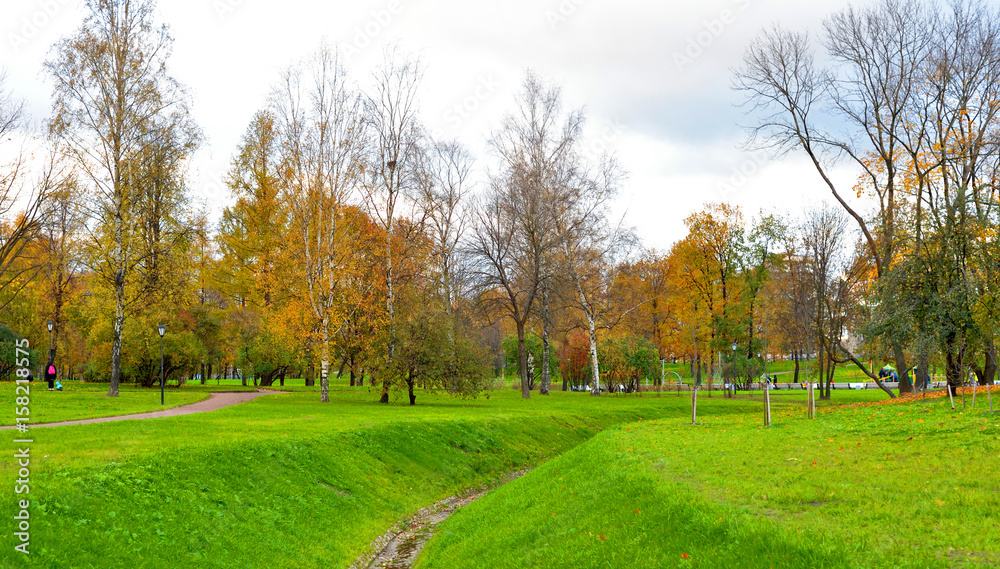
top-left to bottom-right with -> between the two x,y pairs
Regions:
736,0 -> 1000,394
471,72 -> 582,399
274,44 -> 367,402
0,73 -> 52,315
559,169 -> 634,395
362,49 -> 425,404
47,0 -> 199,396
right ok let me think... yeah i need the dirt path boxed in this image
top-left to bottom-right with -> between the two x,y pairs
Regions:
353,470 -> 527,569
0,391 -> 279,430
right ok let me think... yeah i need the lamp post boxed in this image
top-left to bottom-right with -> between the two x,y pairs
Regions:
46,320 -> 54,386
158,324 -> 166,405
731,342 -> 738,396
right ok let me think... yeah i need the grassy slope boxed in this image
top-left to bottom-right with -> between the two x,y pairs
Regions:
418,391 -> 1000,568
0,388 -> 706,568
0,383 -> 210,426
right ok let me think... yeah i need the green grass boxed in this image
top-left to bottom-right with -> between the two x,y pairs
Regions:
418,391 -> 1000,568
0,382 -> 210,426
0,388 -> 708,568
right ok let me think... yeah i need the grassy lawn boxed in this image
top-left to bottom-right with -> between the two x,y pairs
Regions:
418,390 -> 1000,568
0,382 -> 210,426
0,387 -> 715,568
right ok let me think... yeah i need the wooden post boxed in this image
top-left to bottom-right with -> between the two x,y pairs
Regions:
691,384 -> 698,425
764,383 -> 772,426
807,381 -> 816,419
972,381 -> 977,409
948,384 -> 956,410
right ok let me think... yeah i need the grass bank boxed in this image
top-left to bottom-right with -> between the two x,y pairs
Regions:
418,391 -> 1000,568
0,388 -> 720,568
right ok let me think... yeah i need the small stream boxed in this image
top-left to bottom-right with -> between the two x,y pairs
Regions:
354,471 -> 527,569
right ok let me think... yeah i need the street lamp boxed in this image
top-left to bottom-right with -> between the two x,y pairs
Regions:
731,342 -> 738,394
158,324 -> 166,405
46,320 -> 54,359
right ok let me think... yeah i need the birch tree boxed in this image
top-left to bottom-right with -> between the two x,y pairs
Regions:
362,50 -> 425,404
559,158 -> 632,395
46,0 -> 198,396
274,45 -> 366,403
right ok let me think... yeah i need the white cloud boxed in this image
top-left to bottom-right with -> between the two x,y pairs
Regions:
2,0 -> 877,249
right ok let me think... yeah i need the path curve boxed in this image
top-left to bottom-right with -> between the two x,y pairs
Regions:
0,391 -> 280,430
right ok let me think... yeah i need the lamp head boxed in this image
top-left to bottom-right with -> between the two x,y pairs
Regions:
46,320 -> 53,332
731,342 -> 738,352
158,324 -> 166,338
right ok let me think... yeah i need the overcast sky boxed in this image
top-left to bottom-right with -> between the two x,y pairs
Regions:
3,0 -> 875,251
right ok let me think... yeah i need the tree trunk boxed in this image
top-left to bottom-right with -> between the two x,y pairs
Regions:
381,224 -> 395,405
527,351 -> 535,392
893,343 -> 912,394
793,349 -> 800,383
408,376 -> 416,406
985,341 -> 997,386
108,296 -> 125,397
320,319 -> 330,403
917,350 -> 930,390
540,283 -> 551,395
945,343 -> 963,395
586,312 -> 601,396
516,321 -> 531,399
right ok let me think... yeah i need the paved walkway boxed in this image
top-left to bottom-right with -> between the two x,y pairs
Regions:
0,391 -> 278,430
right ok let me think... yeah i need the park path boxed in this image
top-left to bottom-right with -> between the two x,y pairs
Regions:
354,470 -> 528,569
0,391 -> 278,430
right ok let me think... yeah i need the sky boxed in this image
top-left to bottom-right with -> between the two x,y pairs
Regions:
2,0 -> 874,251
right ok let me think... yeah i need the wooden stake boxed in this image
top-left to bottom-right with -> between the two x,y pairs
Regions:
691,384 -> 698,425
988,383 -> 994,413
948,384 -> 956,410
764,383 -> 772,426
972,381 -> 977,410
807,381 -> 816,419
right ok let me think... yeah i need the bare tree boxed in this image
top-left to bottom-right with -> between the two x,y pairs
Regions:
0,73 -> 50,312
419,140 -> 473,327
734,0 -> 937,393
470,72 -> 581,399
362,49 -> 425,404
558,156 -> 632,396
46,0 -> 198,396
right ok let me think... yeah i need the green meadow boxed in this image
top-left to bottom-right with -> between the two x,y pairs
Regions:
0,382 -> 996,568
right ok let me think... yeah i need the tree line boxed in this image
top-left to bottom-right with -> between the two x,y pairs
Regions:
1,0 -> 998,404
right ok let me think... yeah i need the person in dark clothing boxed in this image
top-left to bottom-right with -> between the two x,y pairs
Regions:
45,361 -> 57,391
